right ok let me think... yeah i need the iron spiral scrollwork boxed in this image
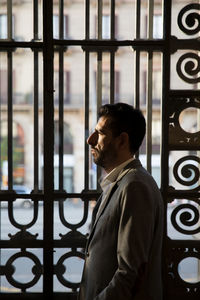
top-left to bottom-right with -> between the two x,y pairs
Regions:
173,155 -> 200,190
178,3 -> 200,35
176,53 -> 200,84
171,201 -> 200,235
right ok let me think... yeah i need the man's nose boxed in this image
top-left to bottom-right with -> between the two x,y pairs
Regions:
87,131 -> 97,146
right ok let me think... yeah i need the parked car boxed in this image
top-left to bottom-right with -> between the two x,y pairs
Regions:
0,185 -> 32,209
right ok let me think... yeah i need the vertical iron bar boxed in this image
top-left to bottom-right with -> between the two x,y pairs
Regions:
148,0 -> 154,39
134,51 -> 140,110
134,0 -> 141,112
85,0 -> 90,40
43,0 -> 54,297
110,52 -> 115,104
97,0 -> 102,109
7,0 -> 13,189
7,0 -> 12,40
59,0 -> 64,190
146,51 -> 153,174
33,0 -> 39,40
7,50 -> 13,190
162,0 -> 171,298
135,0 -> 141,39
58,51 -> 64,191
59,0 -> 64,39
33,50 -> 39,191
97,0 -> 103,186
84,0 -> 90,190
146,0 -> 154,173
33,0 -> 39,191
110,0 -> 115,104
97,0 -> 102,40
134,0 -> 141,163
110,0 -> 115,40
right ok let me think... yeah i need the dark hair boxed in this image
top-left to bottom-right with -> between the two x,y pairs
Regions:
98,102 -> 146,153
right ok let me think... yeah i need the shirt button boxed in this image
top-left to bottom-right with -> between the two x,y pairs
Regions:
86,251 -> 89,257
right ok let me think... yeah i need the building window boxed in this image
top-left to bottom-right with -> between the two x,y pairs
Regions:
54,121 -> 73,155
97,70 -> 120,104
95,14 -> 118,39
0,14 -> 14,39
54,70 -> 71,104
153,15 -> 163,38
102,15 -> 110,39
53,15 -> 69,39
142,69 -> 162,106
54,121 -> 74,192
0,121 -> 25,187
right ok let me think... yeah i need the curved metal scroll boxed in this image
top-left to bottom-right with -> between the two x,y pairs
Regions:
173,155 -> 200,190
178,3 -> 200,35
176,53 -> 200,84
171,201 -> 200,235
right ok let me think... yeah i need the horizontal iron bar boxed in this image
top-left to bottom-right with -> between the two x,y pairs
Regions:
0,38 -> 199,52
170,90 -> 200,97
0,191 -> 100,200
0,239 -> 86,248
0,292 -> 77,300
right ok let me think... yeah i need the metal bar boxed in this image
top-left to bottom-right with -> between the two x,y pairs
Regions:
59,0 -> 64,39
84,51 -> 90,190
110,0 -> 115,104
33,0 -> 39,40
43,0 -> 54,296
58,0 -> 64,190
98,0 -> 102,40
110,52 -> 115,104
33,0 -> 39,191
84,0 -> 90,190
135,0 -> 141,39
58,49 -> 64,190
97,52 -> 102,113
134,51 -> 140,109
7,50 -> 13,190
85,0 -> 90,40
161,0 -> 171,297
33,50 -> 39,191
110,0 -> 115,40
7,0 -> 12,40
0,39 -> 166,49
96,0 -> 103,186
146,51 -> 153,174
148,0 -> 154,39
7,1 -> 13,190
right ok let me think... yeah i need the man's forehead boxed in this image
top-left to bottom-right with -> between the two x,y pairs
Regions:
96,116 -> 112,131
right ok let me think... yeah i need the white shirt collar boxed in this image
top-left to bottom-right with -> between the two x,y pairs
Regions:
100,157 -> 134,192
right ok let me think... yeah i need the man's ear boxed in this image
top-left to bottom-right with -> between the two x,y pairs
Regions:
118,132 -> 129,148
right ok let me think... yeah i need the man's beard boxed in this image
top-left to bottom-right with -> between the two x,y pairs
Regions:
92,144 -> 118,170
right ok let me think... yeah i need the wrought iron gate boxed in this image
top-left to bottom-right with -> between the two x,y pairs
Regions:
0,0 -> 199,299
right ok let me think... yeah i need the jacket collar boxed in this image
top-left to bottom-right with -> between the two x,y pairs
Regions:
87,158 -> 142,245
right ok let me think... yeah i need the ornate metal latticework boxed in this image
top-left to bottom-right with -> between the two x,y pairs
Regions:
164,2 -> 200,299
0,1 -> 199,299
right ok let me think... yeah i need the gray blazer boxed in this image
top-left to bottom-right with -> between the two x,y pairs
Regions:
78,159 -> 163,300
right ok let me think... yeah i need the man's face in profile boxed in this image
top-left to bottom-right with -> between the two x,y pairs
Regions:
87,116 -> 120,172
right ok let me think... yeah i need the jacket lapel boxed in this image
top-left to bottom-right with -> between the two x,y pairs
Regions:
86,166 -> 134,248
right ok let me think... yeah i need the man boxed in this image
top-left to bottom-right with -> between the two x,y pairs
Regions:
79,103 -> 163,300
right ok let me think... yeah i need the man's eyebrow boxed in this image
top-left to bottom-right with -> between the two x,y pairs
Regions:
95,127 -> 106,134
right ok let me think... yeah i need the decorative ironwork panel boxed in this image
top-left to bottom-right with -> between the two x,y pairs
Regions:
164,1 -> 200,299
